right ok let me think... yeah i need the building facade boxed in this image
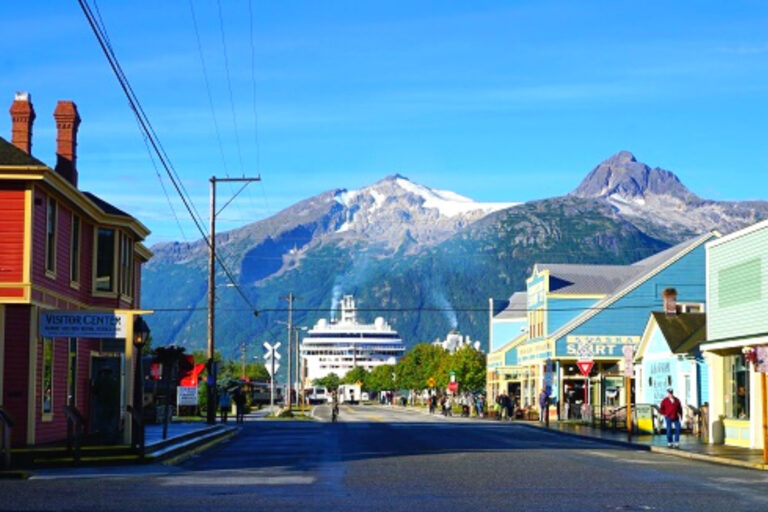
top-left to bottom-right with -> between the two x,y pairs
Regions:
0,93 -> 151,447
702,220 -> 768,449
487,232 -> 715,419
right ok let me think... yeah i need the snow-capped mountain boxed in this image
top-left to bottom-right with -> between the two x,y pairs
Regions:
331,174 -> 517,250
570,151 -> 768,240
142,153 -> 768,359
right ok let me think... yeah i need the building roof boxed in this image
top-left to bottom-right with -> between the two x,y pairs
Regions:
545,232 -> 717,343
651,312 -> 707,354
0,136 -> 46,167
536,233 -> 712,297
83,192 -> 133,219
535,263 -> 636,295
494,291 -> 527,320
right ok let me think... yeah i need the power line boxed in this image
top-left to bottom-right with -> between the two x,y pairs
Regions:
215,0 -> 246,177
143,303 -> 679,314
78,0 -> 257,312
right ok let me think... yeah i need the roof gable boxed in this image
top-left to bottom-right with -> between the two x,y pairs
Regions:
0,136 -> 46,167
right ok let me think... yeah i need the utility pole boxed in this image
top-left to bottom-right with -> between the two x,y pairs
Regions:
241,342 -> 246,379
286,293 -> 293,410
207,175 -> 260,425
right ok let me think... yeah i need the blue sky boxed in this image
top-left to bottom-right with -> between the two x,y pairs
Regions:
2,1 -> 768,244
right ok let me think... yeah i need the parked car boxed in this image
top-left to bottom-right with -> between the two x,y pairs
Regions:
361,392 -> 370,402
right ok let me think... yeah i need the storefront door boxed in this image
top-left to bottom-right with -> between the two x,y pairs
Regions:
90,356 -> 122,444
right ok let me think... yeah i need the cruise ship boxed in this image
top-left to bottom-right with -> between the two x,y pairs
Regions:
300,295 -> 406,385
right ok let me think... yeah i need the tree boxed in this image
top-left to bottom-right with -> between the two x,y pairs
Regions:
343,366 -> 369,387
448,345 -> 487,392
313,372 -> 341,391
395,343 -> 447,390
367,364 -> 395,392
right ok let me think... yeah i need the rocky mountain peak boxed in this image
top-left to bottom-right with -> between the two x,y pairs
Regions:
570,151 -> 698,203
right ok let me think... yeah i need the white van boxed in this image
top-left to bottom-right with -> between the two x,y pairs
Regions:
305,386 -> 328,405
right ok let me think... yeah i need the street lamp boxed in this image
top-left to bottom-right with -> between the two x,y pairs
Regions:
132,315 -> 150,457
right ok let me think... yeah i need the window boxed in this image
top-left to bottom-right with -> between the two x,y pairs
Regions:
70,216 -> 80,283
42,338 -> 54,416
45,197 -> 57,273
95,228 -> 116,292
724,354 -> 749,419
119,232 -> 134,297
67,338 -> 77,406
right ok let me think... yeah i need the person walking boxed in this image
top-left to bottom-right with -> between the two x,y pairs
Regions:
219,389 -> 232,423
234,388 -> 246,424
659,387 -> 683,448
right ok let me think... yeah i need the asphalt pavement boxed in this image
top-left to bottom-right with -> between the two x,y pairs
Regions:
2,405 -> 767,511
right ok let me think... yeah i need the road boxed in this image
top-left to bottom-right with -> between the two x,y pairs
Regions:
2,405 -> 767,511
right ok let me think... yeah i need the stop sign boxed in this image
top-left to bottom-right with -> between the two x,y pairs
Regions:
448,381 -> 459,393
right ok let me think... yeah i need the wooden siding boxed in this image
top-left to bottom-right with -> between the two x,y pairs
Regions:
707,224 -> 768,340
555,245 -> 708,354
2,305 -> 30,446
0,186 -> 26,298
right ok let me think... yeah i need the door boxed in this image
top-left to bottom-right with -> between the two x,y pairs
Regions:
90,356 -> 122,444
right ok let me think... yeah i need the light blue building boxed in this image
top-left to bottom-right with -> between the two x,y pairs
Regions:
493,232 -> 716,418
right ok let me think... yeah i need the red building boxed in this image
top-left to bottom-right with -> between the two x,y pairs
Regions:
0,92 -> 151,447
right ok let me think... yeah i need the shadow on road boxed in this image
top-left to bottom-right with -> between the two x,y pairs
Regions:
179,418 -> 631,473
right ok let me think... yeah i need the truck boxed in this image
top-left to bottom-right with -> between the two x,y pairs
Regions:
338,383 -> 361,405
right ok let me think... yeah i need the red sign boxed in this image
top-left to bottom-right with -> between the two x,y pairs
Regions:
448,381 -> 459,393
577,361 -> 594,377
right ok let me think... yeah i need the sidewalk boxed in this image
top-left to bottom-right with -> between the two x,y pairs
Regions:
381,404 -> 768,471
523,420 -> 768,471
2,420 -> 237,475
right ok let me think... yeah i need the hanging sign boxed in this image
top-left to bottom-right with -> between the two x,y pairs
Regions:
623,345 -> 635,378
40,311 -> 127,338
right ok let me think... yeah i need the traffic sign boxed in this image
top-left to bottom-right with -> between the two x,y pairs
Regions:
448,381 -> 459,393
426,377 -> 436,388
265,361 -> 280,376
576,361 -> 594,376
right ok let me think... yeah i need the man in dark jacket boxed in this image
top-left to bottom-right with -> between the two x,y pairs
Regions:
659,387 -> 683,448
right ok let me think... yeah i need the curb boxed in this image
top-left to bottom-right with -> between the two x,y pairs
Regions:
0,470 -> 30,479
515,422 -> 648,451
519,422 -> 768,471
160,427 -> 238,466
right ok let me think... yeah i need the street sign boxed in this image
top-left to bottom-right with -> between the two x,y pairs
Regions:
427,377 -> 436,388
448,381 -> 458,393
176,386 -> 198,407
622,344 -> 635,378
576,361 -> 594,376
265,361 -> 280,376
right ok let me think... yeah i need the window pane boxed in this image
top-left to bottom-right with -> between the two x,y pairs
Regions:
70,217 -> 80,282
42,338 -> 53,415
46,198 -> 56,272
68,338 -> 77,406
725,354 -> 750,419
96,228 -> 115,292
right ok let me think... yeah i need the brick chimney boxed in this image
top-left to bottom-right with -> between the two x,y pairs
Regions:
9,92 -> 36,154
53,100 -> 81,187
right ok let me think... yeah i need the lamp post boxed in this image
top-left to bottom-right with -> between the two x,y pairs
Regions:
132,315 -> 150,457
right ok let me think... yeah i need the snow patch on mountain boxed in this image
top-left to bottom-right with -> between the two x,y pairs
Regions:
394,177 -> 516,217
